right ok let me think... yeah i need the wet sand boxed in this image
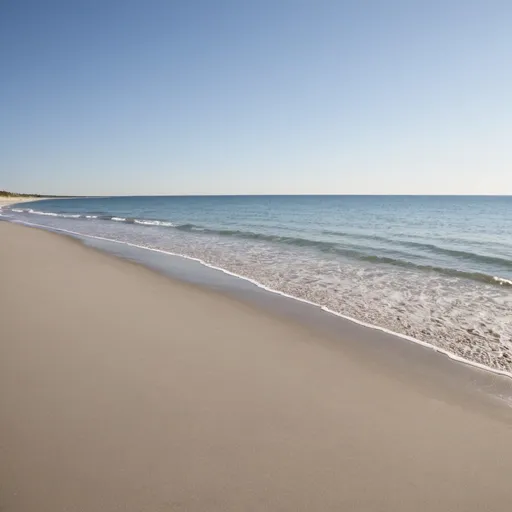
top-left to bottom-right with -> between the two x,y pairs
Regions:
1,221 -> 512,511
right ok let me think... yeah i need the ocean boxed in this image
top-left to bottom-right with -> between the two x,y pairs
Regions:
2,195 -> 511,375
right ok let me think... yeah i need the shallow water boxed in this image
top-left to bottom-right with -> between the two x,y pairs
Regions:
3,195 -> 511,373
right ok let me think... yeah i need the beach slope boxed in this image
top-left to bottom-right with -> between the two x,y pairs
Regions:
1,222 -> 511,511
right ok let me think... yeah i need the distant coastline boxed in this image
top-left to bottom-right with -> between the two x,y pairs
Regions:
3,191 -> 512,199
0,190 -> 76,199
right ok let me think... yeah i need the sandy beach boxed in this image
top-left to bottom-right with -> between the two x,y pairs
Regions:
1,221 -> 512,511
0,197 -> 45,208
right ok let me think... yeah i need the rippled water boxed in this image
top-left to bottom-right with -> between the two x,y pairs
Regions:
3,195 -> 511,374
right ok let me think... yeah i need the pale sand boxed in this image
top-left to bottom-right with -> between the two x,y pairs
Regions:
0,197 -> 45,208
1,222 -> 512,512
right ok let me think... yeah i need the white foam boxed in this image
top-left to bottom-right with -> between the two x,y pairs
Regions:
134,219 -> 174,227
494,276 -> 512,286
12,209 -> 175,225
29,210 -> 83,219
29,210 -> 59,216
9,217 -> 512,382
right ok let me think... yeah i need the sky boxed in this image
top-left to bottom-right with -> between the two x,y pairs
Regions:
1,0 -> 511,196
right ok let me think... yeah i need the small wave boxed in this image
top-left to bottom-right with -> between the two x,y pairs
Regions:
322,229 -> 512,269
494,276 -> 512,286
174,223 -> 205,231
175,224 -> 301,241
361,257 -> 512,287
14,209 -> 82,219
322,229 -> 401,245
83,215 -> 174,226
29,210 -> 59,216
45,213 -> 175,226
134,219 -> 174,227
32,210 -> 81,218
98,216 -> 174,226
395,241 -> 512,269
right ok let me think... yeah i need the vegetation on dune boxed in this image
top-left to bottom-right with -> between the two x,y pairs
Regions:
0,190 -> 70,198
1,190 -> 41,198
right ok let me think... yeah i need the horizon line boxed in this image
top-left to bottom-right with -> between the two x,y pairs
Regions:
3,192 -> 512,199
28,193 -> 512,198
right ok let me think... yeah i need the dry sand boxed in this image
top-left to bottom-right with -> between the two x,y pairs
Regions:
0,197 -> 46,215
1,221 -> 512,511
0,197 -> 42,206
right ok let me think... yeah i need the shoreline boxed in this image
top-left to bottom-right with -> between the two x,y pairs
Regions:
2,221 -> 512,511
0,196 -> 50,210
7,215 -> 512,383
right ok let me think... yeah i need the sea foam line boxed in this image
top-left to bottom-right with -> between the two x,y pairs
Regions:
494,276 -> 512,286
11,208 -> 175,227
9,217 -> 512,381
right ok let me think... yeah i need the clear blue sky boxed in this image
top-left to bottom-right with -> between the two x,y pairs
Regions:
1,0 -> 510,195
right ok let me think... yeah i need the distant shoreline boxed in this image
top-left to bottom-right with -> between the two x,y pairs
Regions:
0,196 -> 48,207
0,191 -> 77,199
